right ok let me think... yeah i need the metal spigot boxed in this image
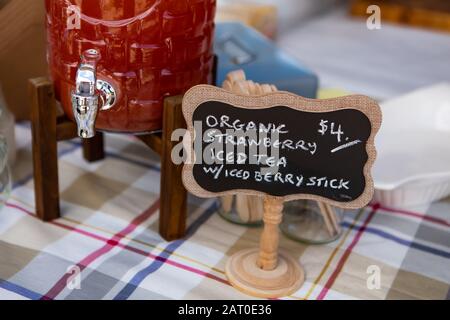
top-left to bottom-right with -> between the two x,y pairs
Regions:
71,49 -> 116,139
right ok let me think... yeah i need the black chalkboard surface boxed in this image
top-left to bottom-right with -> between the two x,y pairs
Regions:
193,101 -> 371,202
182,85 -> 381,209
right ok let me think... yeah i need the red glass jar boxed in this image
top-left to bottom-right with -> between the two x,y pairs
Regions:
46,0 -> 216,134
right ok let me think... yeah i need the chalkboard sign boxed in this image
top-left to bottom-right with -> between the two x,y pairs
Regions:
182,85 -> 382,209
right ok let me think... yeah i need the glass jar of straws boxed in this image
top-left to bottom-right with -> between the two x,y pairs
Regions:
218,195 -> 264,226
280,200 -> 344,244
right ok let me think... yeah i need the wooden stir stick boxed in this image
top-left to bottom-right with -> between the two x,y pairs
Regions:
233,80 -> 252,223
246,82 -> 278,223
219,72 -> 244,216
221,72 -> 274,224
226,75 -> 253,222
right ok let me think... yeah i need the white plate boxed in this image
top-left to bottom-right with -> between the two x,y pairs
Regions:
373,83 -> 450,208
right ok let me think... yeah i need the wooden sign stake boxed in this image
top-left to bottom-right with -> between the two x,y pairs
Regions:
258,196 -> 283,270
182,70 -> 381,298
226,196 -> 304,298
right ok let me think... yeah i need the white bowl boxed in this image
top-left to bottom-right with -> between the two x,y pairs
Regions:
373,83 -> 450,208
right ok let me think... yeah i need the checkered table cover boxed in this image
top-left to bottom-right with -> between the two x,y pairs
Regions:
0,123 -> 449,300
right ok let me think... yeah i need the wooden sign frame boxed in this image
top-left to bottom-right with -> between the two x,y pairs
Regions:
182,84 -> 382,210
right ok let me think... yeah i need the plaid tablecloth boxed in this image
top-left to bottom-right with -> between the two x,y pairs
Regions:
0,123 -> 449,300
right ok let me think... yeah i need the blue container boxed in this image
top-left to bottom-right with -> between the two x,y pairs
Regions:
214,22 -> 319,99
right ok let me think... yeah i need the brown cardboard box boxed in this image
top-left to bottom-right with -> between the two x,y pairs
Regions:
350,0 -> 450,33
0,0 -> 48,121
216,2 -> 278,39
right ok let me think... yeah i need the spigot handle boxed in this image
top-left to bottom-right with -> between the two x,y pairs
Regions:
76,49 -> 101,96
72,49 -> 101,139
72,49 -> 116,139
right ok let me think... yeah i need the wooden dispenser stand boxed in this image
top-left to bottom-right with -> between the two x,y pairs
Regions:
29,78 -> 187,241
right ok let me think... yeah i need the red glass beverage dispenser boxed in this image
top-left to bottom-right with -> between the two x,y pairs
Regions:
46,0 -> 216,138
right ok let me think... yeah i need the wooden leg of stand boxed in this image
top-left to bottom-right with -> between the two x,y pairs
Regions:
159,96 -> 187,241
82,133 -> 105,162
29,78 -> 60,221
